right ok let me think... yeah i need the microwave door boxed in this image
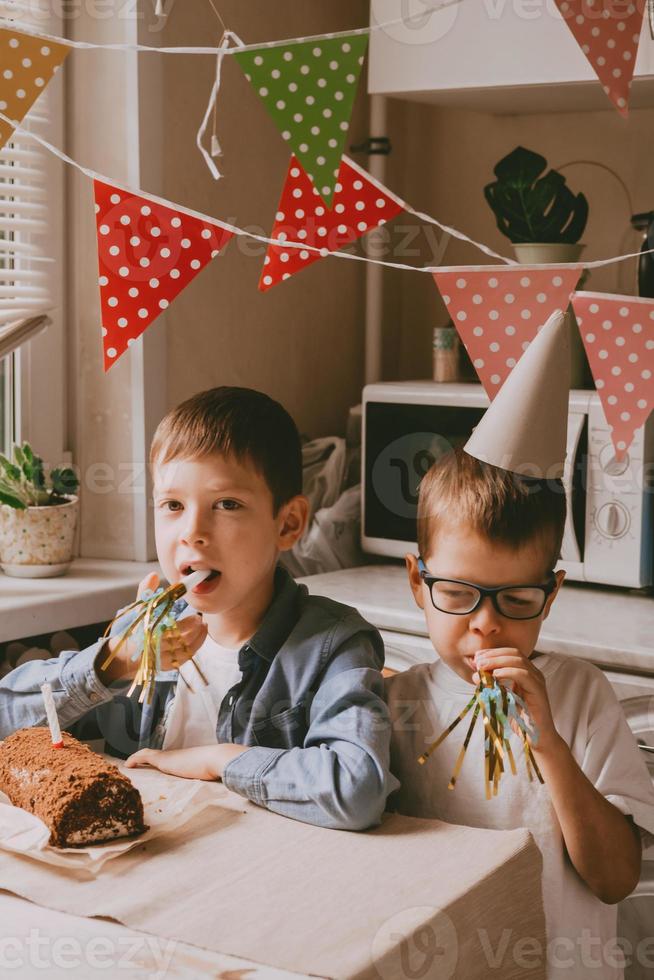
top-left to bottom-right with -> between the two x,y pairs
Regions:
559,412 -> 586,574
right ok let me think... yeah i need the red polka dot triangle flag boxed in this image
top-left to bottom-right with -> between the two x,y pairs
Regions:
432,265 -> 583,397
94,180 -> 234,370
554,0 -> 645,115
233,33 -> 368,208
259,155 -> 405,290
572,291 -> 654,458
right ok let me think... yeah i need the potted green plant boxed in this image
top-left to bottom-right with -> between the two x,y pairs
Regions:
484,146 -> 589,264
0,443 -> 80,578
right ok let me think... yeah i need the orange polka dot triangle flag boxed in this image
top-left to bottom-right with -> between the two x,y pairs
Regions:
572,291 -> 654,458
94,180 -> 234,370
553,0 -> 645,115
259,154 -> 405,290
0,27 -> 70,150
233,33 -> 368,208
432,265 -> 583,398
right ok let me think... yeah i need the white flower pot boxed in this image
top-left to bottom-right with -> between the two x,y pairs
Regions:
512,242 -> 585,265
0,496 -> 79,577
512,242 -> 590,388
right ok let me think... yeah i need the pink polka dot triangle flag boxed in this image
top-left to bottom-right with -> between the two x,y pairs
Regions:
0,27 -> 70,150
572,291 -> 654,458
233,33 -> 368,208
259,154 -> 405,290
554,0 -> 645,115
94,180 -> 234,370
432,265 -> 583,398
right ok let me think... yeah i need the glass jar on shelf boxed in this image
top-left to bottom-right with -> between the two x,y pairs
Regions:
432,323 -> 461,383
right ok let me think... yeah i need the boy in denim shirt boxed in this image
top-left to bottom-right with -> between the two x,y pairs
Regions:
1,387 -> 397,831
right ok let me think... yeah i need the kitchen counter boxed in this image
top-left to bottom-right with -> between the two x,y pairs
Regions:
2,559 -> 650,673
299,564 -> 654,676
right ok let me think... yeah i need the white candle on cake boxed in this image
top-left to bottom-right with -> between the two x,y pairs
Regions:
40,682 -> 64,748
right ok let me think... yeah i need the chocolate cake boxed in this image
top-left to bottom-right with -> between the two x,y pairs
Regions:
0,728 -> 147,848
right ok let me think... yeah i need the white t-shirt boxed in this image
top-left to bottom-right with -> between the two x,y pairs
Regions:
162,634 -> 242,750
386,654 -> 654,980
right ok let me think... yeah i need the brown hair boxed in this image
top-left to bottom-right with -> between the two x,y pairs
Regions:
150,387 -> 302,513
417,447 -> 566,571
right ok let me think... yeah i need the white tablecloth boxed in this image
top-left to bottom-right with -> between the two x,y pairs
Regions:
0,775 -> 546,979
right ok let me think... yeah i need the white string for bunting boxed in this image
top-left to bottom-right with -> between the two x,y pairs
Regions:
407,204 -> 516,266
196,31 -> 244,180
0,0 -> 466,55
3,114 -> 653,280
206,0 -> 228,35
0,117 -> 433,274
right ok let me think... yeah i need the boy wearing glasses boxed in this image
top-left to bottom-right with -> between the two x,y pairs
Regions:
387,312 -> 654,977
386,445 -> 654,977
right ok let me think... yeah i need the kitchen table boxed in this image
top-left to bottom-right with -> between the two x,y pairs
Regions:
0,774 -> 547,979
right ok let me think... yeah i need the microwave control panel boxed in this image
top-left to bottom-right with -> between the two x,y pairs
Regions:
582,401 -> 654,587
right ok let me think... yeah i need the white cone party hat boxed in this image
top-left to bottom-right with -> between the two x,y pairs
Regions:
464,310 -> 570,479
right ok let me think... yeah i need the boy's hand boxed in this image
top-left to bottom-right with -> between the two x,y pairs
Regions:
472,647 -> 562,755
125,743 -> 249,781
97,572 -> 208,685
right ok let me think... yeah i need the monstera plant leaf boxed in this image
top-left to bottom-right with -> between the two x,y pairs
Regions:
484,146 -> 588,245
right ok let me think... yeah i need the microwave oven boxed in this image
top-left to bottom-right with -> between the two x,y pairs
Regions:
362,381 -> 654,589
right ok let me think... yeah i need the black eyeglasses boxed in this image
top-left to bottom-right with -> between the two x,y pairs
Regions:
418,558 -> 557,621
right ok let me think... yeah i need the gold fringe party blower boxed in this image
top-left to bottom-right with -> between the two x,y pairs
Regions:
418,670 -> 543,799
101,569 -> 211,702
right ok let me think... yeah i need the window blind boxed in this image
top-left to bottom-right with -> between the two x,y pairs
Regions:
0,0 -> 54,327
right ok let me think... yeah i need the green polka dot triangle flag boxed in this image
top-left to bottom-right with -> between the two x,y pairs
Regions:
234,33 -> 368,207
94,179 -> 234,370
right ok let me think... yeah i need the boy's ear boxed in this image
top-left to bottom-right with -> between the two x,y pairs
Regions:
277,495 -> 309,551
543,568 -> 565,620
405,553 -> 425,609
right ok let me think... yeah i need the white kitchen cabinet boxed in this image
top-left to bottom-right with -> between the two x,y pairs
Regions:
368,0 -> 654,111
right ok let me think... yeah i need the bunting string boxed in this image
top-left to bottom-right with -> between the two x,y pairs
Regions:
7,121 -> 653,449
8,113 -> 654,279
0,4 -> 648,445
0,0 -> 466,55
196,30 -> 242,180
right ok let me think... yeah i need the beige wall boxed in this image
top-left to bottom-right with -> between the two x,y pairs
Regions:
381,100 -> 654,381
153,0 -> 371,439
67,16 -> 141,558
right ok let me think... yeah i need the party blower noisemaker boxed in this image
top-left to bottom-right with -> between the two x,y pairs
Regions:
101,568 -> 211,702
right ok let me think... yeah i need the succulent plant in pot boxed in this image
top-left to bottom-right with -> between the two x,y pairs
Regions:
484,146 -> 589,264
0,442 -> 80,578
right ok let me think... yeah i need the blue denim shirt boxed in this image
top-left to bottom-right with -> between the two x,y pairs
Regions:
0,566 -> 398,831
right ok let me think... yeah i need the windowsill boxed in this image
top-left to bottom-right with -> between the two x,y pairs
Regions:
0,558 -> 160,643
